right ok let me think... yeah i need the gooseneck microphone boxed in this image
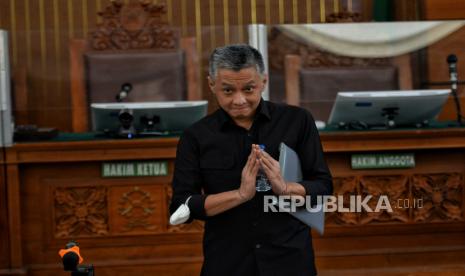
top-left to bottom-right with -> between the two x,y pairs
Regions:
447,54 -> 458,90
116,83 -> 132,102
447,54 -> 463,124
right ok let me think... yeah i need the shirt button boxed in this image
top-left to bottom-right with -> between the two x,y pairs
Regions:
255,244 -> 261,249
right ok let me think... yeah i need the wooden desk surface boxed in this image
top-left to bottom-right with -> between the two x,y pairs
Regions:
4,127 -> 465,164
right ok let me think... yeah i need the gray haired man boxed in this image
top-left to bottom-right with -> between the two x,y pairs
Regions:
170,44 -> 333,275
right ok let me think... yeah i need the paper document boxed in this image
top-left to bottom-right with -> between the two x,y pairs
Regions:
279,143 -> 325,235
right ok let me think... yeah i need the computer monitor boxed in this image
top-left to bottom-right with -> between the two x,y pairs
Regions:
0,30 -> 13,146
327,90 -> 451,128
91,101 -> 208,135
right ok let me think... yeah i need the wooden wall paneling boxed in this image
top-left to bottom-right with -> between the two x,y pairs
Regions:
69,39 -> 88,132
393,0 -> 421,21
19,161 -> 204,274
0,150 -> 9,269
12,67 -> 29,125
0,0 -> 373,131
1,0 -> 438,130
284,54 -> 302,106
425,26 -> 465,121
0,133 -> 464,274
420,1 -> 465,121
312,0 -> 324,22
422,0 -> 465,20
5,149 -> 23,270
360,0 -> 373,21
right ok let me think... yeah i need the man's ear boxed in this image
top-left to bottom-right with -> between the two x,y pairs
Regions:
207,76 -> 215,93
261,74 -> 268,90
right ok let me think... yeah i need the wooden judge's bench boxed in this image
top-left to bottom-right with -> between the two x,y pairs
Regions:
1,128 -> 465,276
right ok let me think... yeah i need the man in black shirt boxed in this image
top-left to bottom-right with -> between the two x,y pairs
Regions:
170,44 -> 333,276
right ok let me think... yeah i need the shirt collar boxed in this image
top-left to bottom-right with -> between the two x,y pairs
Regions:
218,99 -> 271,129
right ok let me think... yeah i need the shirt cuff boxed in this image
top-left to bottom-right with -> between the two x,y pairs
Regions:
187,194 -> 207,221
297,180 -> 332,206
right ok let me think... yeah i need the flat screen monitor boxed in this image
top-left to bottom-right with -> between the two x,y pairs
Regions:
0,30 -> 13,146
91,101 -> 208,134
327,90 -> 451,128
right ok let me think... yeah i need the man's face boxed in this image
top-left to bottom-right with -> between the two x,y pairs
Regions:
208,67 -> 267,123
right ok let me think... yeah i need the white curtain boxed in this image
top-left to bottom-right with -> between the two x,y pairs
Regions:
278,21 -> 465,58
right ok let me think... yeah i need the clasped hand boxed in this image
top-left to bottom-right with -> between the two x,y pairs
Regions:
238,144 -> 287,201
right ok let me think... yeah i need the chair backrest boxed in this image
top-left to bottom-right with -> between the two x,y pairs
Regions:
70,0 -> 200,132
298,66 -> 399,121
284,52 -> 408,122
269,12 -> 414,122
84,50 -> 186,103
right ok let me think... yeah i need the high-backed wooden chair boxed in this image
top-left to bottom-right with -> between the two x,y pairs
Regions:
283,52 -> 413,122
70,0 -> 201,132
269,12 -> 414,122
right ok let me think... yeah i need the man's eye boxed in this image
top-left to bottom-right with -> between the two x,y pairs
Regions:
223,88 -> 233,94
244,86 -> 254,92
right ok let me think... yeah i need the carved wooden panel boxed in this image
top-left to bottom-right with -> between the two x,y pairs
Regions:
165,186 -> 204,233
268,27 -> 391,72
325,176 -> 359,226
412,173 -> 464,223
90,0 -> 177,51
325,173 -> 464,226
108,185 -> 165,235
326,10 -> 363,23
54,186 -> 108,238
359,175 -> 410,225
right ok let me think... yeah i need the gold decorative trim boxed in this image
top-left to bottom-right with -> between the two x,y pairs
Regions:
237,0 -> 243,41
210,0 -> 216,48
195,0 -> 203,93
251,0 -> 257,24
96,0 -> 102,24
223,0 -> 230,44
334,0 -> 340,13
293,0 -> 298,24
9,0 -> 17,66
24,0 -> 31,68
53,0 -> 61,93
181,0 -> 187,36
167,0 -> 173,25
320,0 -> 326,22
279,0 -> 284,24
53,0 -> 60,63
265,0 -> 271,24
39,0 -> 46,72
306,0 -> 312,23
196,0 -> 202,51
67,0 -> 74,38
82,0 -> 88,37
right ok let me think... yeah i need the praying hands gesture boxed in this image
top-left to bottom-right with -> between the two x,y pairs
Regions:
237,145 -> 260,201
253,144 -> 288,195
255,144 -> 307,199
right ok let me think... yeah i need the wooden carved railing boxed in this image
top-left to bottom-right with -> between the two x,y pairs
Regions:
90,0 -> 178,51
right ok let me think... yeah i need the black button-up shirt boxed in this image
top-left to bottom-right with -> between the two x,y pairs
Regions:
170,100 -> 333,276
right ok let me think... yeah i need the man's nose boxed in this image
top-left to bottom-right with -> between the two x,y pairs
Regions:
232,92 -> 246,105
